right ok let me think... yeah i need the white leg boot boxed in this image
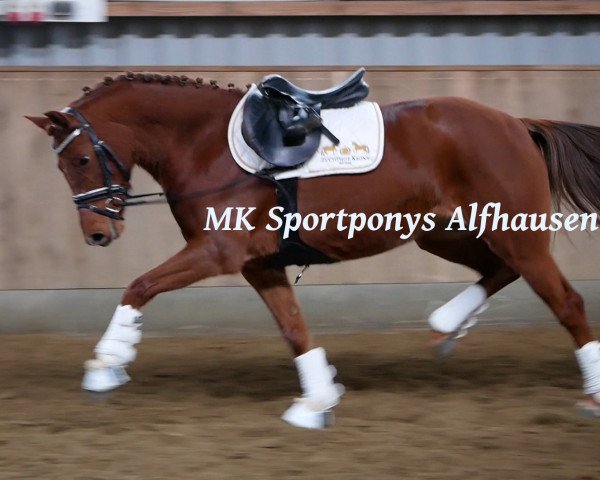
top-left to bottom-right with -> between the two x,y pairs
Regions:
82,305 -> 143,392
428,284 -> 488,355
575,341 -> 600,417
281,347 -> 344,429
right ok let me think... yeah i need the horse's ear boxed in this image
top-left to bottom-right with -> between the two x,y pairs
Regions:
26,111 -> 70,135
43,110 -> 71,129
25,115 -> 53,133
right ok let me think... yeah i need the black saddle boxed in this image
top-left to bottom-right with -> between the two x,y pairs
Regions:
241,68 -> 369,169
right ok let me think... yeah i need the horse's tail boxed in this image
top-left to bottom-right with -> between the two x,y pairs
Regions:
521,118 -> 600,213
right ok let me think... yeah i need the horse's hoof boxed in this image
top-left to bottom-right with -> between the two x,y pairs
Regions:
431,331 -> 457,358
434,335 -> 457,358
575,397 -> 600,418
281,401 -> 335,429
81,361 -> 130,393
431,313 -> 482,358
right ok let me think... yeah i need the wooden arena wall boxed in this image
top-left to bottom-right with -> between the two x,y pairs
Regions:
1,67 -> 600,289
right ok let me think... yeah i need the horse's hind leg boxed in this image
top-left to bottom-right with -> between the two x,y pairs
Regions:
487,231 -> 600,414
242,259 -> 343,429
416,230 -> 519,353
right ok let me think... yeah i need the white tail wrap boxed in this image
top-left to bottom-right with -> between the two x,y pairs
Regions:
94,304 -> 142,366
294,347 -> 343,411
575,341 -> 600,398
428,284 -> 487,334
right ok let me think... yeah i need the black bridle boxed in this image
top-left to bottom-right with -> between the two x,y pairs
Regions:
57,108 -> 132,220
53,108 -> 272,221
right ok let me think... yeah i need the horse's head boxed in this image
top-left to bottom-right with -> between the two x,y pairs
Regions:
27,109 -> 132,247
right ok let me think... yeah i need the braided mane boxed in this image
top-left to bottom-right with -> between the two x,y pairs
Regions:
79,72 -> 248,99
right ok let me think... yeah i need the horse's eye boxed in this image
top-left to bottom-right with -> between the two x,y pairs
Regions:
79,156 -> 90,166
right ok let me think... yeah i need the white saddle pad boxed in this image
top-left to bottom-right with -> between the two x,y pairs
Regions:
227,86 -> 385,180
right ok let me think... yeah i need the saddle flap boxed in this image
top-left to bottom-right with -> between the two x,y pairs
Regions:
241,89 -> 321,168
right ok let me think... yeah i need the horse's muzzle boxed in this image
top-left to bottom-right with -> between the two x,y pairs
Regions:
87,232 -> 112,247
80,208 -> 123,247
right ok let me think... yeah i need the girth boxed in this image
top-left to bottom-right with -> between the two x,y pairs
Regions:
255,172 -> 337,268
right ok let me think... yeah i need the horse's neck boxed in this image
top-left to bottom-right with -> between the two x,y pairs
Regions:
106,86 -> 242,189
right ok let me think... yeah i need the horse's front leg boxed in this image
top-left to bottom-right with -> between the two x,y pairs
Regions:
82,239 -> 229,392
242,260 -> 343,429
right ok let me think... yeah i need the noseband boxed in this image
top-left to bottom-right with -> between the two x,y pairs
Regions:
55,108 -> 130,220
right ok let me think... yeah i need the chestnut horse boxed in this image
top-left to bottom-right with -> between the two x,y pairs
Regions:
27,73 -> 600,428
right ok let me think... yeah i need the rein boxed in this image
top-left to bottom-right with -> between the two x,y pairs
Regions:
55,108 -> 272,220
124,175 -> 259,207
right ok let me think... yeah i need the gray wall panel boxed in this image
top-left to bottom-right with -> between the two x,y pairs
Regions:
1,16 -> 600,66
1,281 -> 599,335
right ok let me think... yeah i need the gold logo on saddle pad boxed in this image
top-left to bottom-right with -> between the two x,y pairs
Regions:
352,143 -> 369,153
321,145 -> 338,155
321,143 -> 370,156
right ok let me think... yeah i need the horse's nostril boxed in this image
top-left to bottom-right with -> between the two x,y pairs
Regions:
90,232 -> 107,244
